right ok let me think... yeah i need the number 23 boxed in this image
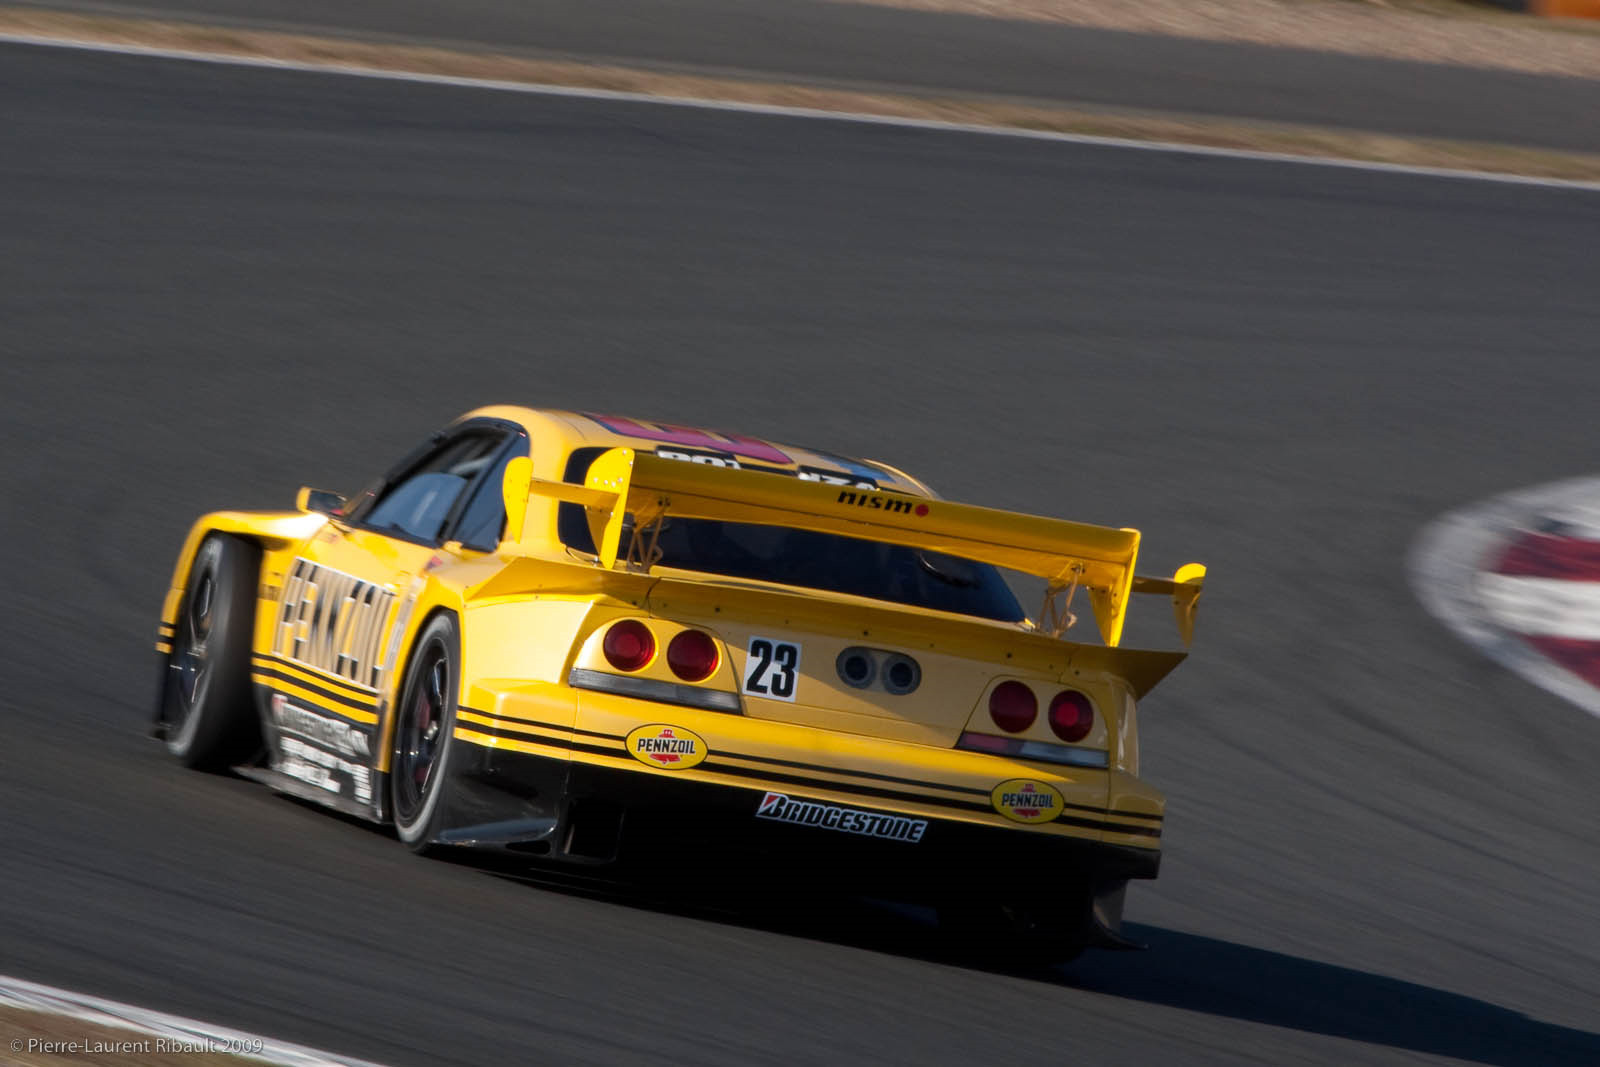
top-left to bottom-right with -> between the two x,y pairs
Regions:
744,637 -> 800,701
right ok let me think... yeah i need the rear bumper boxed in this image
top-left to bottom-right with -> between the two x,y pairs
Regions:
442,680 -> 1163,895
441,731 -> 1160,895
573,755 -> 1160,890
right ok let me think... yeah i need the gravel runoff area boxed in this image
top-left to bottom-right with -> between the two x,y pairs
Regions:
3,7 -> 1599,182
840,0 -> 1600,79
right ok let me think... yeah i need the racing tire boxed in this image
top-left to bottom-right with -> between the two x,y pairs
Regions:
390,613 -> 461,854
163,534 -> 262,770
938,882 -> 1094,965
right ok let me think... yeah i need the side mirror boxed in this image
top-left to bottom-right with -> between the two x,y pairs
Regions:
501,456 -> 533,545
296,486 -> 346,516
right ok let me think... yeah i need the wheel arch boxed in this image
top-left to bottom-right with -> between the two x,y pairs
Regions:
371,601 -> 462,822
155,530 -> 266,764
157,511 -> 325,637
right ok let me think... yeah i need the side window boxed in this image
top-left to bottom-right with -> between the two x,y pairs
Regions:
362,433 -> 503,544
453,436 -> 530,551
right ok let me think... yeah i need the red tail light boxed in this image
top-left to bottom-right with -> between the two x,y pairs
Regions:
989,681 -> 1037,733
602,620 -> 655,672
666,629 -> 720,682
1048,690 -> 1094,742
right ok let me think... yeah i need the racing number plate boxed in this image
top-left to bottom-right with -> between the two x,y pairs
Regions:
742,636 -> 801,702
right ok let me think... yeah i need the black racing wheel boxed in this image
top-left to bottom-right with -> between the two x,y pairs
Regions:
390,613 -> 461,853
163,534 -> 261,770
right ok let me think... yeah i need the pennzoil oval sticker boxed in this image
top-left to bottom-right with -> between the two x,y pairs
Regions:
626,724 -> 708,770
991,778 -> 1063,824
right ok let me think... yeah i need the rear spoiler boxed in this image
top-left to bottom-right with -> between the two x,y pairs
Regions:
501,448 -> 1203,647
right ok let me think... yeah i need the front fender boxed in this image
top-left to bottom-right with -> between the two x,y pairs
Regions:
158,510 -> 326,636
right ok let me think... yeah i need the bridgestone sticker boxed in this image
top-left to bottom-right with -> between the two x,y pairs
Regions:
755,792 -> 927,843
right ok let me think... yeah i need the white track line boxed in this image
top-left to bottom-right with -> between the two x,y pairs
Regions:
1409,475 -> 1600,721
3,32 -> 1599,194
0,974 -> 389,1067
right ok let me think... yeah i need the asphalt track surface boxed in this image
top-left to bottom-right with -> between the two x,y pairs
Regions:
4,42 -> 1600,1067
14,0 -> 1600,153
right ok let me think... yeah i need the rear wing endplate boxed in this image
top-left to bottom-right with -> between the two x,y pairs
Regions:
1130,562 -> 1206,646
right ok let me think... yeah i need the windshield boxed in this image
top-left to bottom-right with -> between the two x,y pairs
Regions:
557,450 -> 1025,623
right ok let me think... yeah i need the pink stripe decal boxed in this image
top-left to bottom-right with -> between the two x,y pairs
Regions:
585,413 -> 793,465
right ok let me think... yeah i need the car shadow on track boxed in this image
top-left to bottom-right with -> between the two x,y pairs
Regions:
1078,924 -> 1600,1067
478,858 -> 1597,1067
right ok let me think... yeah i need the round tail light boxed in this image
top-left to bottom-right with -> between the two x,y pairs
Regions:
1048,690 -> 1095,742
667,629 -> 720,682
602,620 -> 655,672
989,681 -> 1037,733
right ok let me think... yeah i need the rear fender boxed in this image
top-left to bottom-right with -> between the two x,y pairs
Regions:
367,580 -> 467,780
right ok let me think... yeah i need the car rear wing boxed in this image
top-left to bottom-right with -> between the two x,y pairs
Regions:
501,448 -> 1202,647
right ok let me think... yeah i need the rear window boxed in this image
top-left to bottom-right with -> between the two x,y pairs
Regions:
558,448 -> 1025,623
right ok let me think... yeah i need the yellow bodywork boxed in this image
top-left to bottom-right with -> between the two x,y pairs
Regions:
155,406 -> 1201,854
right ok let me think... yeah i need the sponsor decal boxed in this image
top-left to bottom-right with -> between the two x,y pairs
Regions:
269,694 -> 373,804
796,466 -> 876,489
272,558 -> 398,691
835,489 -> 927,517
626,724 -> 708,770
991,778 -> 1064,824
802,448 -> 888,484
655,447 -> 874,488
755,792 -> 928,843
269,693 -> 372,759
656,447 -> 745,469
279,737 -> 373,805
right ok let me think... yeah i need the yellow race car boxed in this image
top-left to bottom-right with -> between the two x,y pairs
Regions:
153,408 -> 1203,960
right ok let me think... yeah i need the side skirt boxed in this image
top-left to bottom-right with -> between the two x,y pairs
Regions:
234,765 -> 385,823
250,681 -> 384,818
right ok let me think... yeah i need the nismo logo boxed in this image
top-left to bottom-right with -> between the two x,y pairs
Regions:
836,490 -> 924,516
273,558 -> 398,691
